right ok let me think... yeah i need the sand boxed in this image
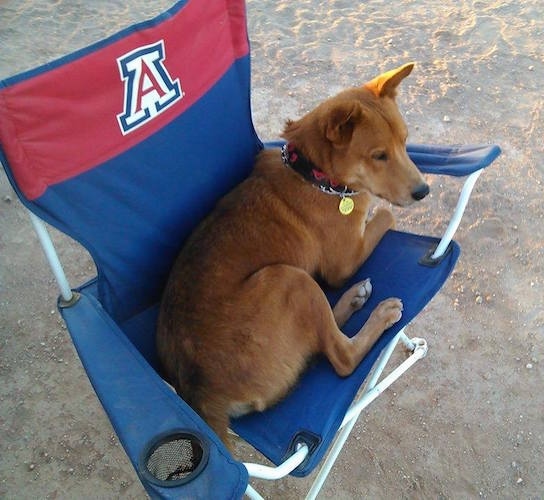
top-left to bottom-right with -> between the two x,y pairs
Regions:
1,0 -> 543,498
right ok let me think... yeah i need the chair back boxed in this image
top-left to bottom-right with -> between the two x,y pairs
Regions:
0,0 -> 261,322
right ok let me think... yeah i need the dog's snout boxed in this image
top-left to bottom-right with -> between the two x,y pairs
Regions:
411,183 -> 430,201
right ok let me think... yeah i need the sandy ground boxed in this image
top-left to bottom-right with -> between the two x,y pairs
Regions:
1,0 -> 543,498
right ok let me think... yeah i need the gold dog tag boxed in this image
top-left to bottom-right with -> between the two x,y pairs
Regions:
338,197 -> 354,215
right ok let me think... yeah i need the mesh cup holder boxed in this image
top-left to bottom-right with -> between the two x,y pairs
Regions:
140,430 -> 210,487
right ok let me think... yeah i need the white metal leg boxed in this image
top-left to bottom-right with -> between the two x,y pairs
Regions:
306,330 -> 427,499
245,484 -> 265,500
244,443 -> 309,498
306,401 -> 362,500
344,329 -> 405,426
432,169 -> 482,259
340,335 -> 427,427
244,443 -> 309,481
28,211 -> 74,303
399,330 -> 416,350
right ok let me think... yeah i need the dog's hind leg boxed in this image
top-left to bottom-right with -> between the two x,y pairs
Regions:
243,265 -> 402,379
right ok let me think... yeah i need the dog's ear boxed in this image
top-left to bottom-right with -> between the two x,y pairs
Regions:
323,100 -> 362,146
364,62 -> 414,98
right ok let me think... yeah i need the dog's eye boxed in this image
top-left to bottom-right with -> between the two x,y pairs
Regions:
372,151 -> 388,162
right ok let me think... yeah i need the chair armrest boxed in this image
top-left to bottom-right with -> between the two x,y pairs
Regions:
407,143 -> 501,176
59,291 -> 248,499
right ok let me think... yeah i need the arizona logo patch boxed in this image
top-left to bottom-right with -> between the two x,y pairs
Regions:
117,40 -> 183,134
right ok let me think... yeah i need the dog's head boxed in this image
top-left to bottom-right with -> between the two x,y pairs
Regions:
282,63 -> 429,206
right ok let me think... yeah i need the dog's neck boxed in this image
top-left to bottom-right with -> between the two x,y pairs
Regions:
281,143 -> 358,197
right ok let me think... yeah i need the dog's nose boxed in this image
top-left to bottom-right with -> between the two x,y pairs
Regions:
411,183 -> 430,201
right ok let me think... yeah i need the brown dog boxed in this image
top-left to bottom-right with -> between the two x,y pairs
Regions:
156,63 -> 429,445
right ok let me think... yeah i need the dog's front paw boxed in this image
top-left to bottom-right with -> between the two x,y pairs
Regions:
372,297 -> 403,329
349,278 -> 373,310
333,278 -> 373,327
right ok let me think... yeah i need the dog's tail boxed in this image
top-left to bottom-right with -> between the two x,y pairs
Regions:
167,364 -> 231,446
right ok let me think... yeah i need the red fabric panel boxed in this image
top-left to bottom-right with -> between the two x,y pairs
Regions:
0,0 -> 248,200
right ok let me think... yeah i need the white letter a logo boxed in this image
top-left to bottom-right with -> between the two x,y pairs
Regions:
117,40 -> 183,134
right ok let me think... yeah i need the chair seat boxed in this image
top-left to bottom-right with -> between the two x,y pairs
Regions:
82,229 -> 459,478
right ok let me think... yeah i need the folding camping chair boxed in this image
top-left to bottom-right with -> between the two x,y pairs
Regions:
0,1 -> 500,498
